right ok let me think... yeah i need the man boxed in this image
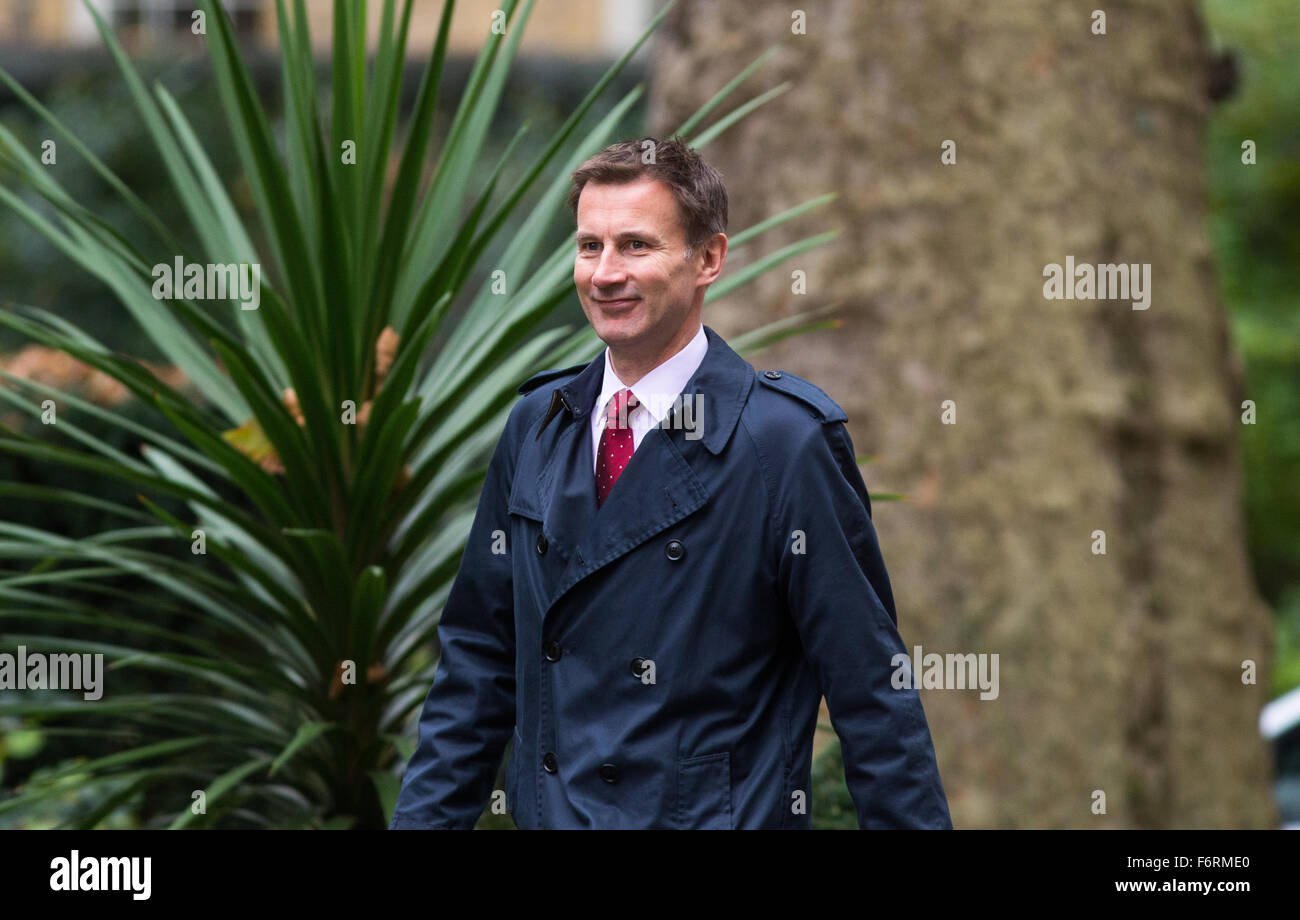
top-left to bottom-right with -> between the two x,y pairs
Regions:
389,137 -> 952,829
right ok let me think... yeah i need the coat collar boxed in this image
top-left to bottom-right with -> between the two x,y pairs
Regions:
520,324 -> 755,627
538,324 -> 753,456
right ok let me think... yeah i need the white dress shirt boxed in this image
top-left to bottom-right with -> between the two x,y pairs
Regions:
591,324 -> 707,471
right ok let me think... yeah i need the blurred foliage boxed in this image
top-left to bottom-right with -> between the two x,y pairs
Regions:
1204,0 -> 1300,696
810,734 -> 855,830
0,60 -> 223,358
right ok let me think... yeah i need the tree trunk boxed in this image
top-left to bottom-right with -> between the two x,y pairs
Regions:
649,0 -> 1275,828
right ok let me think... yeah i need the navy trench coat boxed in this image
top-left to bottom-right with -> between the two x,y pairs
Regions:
390,325 -> 952,829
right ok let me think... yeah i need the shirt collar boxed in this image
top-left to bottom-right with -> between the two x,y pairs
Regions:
543,325 -> 754,455
595,323 -> 707,426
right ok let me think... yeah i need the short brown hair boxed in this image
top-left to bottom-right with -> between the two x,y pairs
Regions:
567,136 -> 727,256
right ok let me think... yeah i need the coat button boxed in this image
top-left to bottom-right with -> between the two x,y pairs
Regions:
536,533 -> 548,555
665,539 -> 685,561
764,370 -> 782,379
630,657 -> 645,677
599,763 -> 620,783
542,752 -> 558,773
544,640 -> 563,662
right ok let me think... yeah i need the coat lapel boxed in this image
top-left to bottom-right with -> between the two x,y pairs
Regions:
528,325 -> 755,625
535,404 -> 597,566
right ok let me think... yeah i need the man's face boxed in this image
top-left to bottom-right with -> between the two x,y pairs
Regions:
574,177 -> 713,357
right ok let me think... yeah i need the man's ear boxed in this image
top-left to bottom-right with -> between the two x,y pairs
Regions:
697,232 -> 727,285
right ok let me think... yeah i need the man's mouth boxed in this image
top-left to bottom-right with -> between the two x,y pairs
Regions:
594,297 -> 640,309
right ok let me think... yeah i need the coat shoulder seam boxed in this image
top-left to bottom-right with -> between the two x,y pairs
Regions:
516,362 -> 588,395
754,370 -> 849,424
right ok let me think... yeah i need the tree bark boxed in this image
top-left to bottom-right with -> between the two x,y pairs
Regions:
649,0 -> 1275,828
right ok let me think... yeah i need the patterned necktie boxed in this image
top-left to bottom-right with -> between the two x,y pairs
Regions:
595,387 -> 639,507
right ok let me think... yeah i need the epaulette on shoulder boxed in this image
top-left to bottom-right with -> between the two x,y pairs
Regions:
517,362 -> 588,395
755,369 -> 848,423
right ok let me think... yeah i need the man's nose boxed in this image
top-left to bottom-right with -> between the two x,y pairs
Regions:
590,246 -> 627,287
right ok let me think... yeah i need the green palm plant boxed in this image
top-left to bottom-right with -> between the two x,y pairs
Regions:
0,0 -> 840,829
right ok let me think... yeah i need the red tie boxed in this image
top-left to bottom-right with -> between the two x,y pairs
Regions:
596,388 -> 639,507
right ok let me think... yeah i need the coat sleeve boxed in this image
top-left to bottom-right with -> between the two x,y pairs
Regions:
771,419 -> 953,829
388,421 -> 519,830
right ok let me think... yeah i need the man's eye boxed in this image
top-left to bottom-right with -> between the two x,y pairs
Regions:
628,240 -> 645,250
